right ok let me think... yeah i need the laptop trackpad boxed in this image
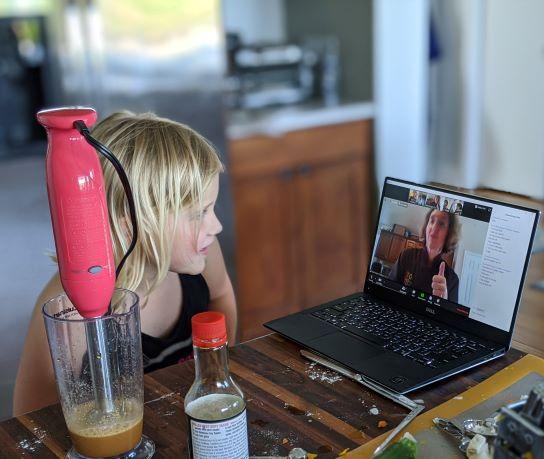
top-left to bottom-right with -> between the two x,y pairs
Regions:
306,332 -> 384,369
267,313 -> 338,342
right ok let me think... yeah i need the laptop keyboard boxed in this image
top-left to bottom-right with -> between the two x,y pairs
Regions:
311,296 -> 493,368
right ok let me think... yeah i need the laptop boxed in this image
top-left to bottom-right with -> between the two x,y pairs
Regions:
265,177 -> 540,393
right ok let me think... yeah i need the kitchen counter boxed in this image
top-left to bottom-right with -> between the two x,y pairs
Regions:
226,100 -> 374,140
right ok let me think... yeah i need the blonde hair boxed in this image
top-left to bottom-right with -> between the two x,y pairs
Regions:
92,111 -> 223,298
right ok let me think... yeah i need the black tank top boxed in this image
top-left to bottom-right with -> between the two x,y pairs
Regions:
141,274 -> 209,373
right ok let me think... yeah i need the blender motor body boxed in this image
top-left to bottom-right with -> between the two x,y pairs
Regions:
38,107 -> 115,319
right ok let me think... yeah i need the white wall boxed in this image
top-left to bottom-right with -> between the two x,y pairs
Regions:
428,0 -> 485,189
453,215 -> 489,271
373,0 -> 429,190
221,0 -> 286,44
479,0 -> 544,198
424,0 -> 544,197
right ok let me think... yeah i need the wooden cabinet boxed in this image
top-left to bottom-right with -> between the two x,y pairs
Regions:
229,120 -> 373,341
233,174 -> 299,340
389,234 -> 409,263
297,157 -> 368,308
375,231 -> 423,264
374,231 -> 393,261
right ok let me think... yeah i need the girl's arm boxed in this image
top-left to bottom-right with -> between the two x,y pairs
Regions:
202,239 -> 238,344
13,273 -> 63,416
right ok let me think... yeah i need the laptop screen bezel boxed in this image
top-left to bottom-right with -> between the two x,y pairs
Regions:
363,177 -> 540,347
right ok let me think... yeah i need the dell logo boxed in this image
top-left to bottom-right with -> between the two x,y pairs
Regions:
425,307 -> 436,315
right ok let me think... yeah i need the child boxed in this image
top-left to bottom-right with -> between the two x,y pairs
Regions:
13,111 -> 237,416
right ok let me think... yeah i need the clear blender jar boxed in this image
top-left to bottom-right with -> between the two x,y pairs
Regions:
43,288 -> 154,459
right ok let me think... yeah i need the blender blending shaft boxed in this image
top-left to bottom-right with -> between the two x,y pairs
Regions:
85,320 -> 115,413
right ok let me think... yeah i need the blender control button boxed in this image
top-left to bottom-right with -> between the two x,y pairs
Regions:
88,265 -> 102,274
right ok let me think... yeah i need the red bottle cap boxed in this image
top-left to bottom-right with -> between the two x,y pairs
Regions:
191,312 -> 228,348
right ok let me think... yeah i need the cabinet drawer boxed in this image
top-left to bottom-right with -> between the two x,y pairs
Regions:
229,120 -> 372,179
285,120 -> 371,162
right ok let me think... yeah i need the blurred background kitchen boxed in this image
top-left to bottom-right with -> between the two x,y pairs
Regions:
1,0 -> 542,419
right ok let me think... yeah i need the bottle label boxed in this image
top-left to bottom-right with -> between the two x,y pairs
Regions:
188,409 -> 249,459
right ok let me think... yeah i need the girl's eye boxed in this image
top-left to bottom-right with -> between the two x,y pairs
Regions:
193,208 -> 210,220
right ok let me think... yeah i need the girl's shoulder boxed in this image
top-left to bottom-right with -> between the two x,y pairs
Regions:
36,272 -> 63,313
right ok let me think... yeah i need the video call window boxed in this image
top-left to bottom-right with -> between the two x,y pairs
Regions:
371,183 -> 491,315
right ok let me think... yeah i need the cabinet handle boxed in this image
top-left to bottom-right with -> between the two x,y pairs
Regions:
279,169 -> 294,181
298,164 -> 312,176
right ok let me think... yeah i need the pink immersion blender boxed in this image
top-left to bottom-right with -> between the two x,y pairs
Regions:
38,107 -> 117,413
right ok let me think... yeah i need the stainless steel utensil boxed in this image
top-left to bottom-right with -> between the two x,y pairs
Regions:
433,417 -> 471,452
300,350 -> 424,458
463,418 -> 498,437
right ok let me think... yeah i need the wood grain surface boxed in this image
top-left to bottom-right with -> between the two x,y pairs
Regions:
0,334 -> 523,458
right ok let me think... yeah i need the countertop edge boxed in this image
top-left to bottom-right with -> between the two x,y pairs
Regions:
226,101 -> 374,140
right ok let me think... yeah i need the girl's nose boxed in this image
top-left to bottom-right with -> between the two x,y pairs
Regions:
209,212 -> 223,236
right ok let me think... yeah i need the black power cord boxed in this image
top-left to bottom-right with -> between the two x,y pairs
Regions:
73,120 -> 138,286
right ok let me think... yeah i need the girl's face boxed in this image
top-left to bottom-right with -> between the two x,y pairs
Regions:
169,175 -> 222,275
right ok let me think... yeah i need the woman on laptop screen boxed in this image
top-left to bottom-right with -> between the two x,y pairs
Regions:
389,209 -> 460,302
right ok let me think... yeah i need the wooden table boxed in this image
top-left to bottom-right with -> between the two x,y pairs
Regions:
0,334 -> 523,458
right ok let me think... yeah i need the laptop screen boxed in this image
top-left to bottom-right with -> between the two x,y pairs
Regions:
367,178 -> 539,333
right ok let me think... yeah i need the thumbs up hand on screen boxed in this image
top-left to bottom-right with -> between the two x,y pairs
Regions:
432,261 -> 448,299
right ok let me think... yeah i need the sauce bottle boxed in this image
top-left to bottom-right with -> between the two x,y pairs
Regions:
184,311 -> 249,459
